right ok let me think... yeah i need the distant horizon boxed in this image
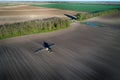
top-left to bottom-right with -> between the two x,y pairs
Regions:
0,0 -> 120,2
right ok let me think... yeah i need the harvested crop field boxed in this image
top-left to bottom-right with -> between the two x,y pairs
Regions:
0,5 -> 78,25
0,14 -> 120,80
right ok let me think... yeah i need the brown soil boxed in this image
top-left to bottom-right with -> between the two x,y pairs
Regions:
0,5 -> 78,25
0,14 -> 120,80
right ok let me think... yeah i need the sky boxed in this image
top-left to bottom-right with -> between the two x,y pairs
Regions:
0,0 -> 120,1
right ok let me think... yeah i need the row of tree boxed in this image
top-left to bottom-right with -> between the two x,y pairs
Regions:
75,9 -> 120,21
0,17 -> 70,39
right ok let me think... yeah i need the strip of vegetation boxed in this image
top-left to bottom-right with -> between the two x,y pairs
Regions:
0,17 -> 70,40
0,3 -> 18,6
75,9 -> 120,21
32,3 -> 120,13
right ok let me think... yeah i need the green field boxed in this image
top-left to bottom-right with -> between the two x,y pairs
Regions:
32,3 -> 120,13
0,3 -> 17,6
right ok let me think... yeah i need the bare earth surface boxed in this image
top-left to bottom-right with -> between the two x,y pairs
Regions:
0,5 -> 78,25
0,14 -> 120,80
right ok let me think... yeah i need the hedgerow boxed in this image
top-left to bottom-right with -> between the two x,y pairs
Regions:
0,17 -> 70,39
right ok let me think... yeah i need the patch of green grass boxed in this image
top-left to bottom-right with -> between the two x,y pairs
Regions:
32,3 -> 120,13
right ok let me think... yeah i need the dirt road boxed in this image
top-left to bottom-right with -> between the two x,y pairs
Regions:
0,14 -> 120,80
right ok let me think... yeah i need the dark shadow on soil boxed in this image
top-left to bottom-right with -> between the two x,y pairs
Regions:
64,14 -> 76,20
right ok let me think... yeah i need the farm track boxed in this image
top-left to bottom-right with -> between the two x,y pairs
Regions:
0,14 -> 120,80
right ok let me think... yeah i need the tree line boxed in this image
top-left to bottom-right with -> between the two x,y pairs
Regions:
0,17 -> 70,39
75,9 -> 120,21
